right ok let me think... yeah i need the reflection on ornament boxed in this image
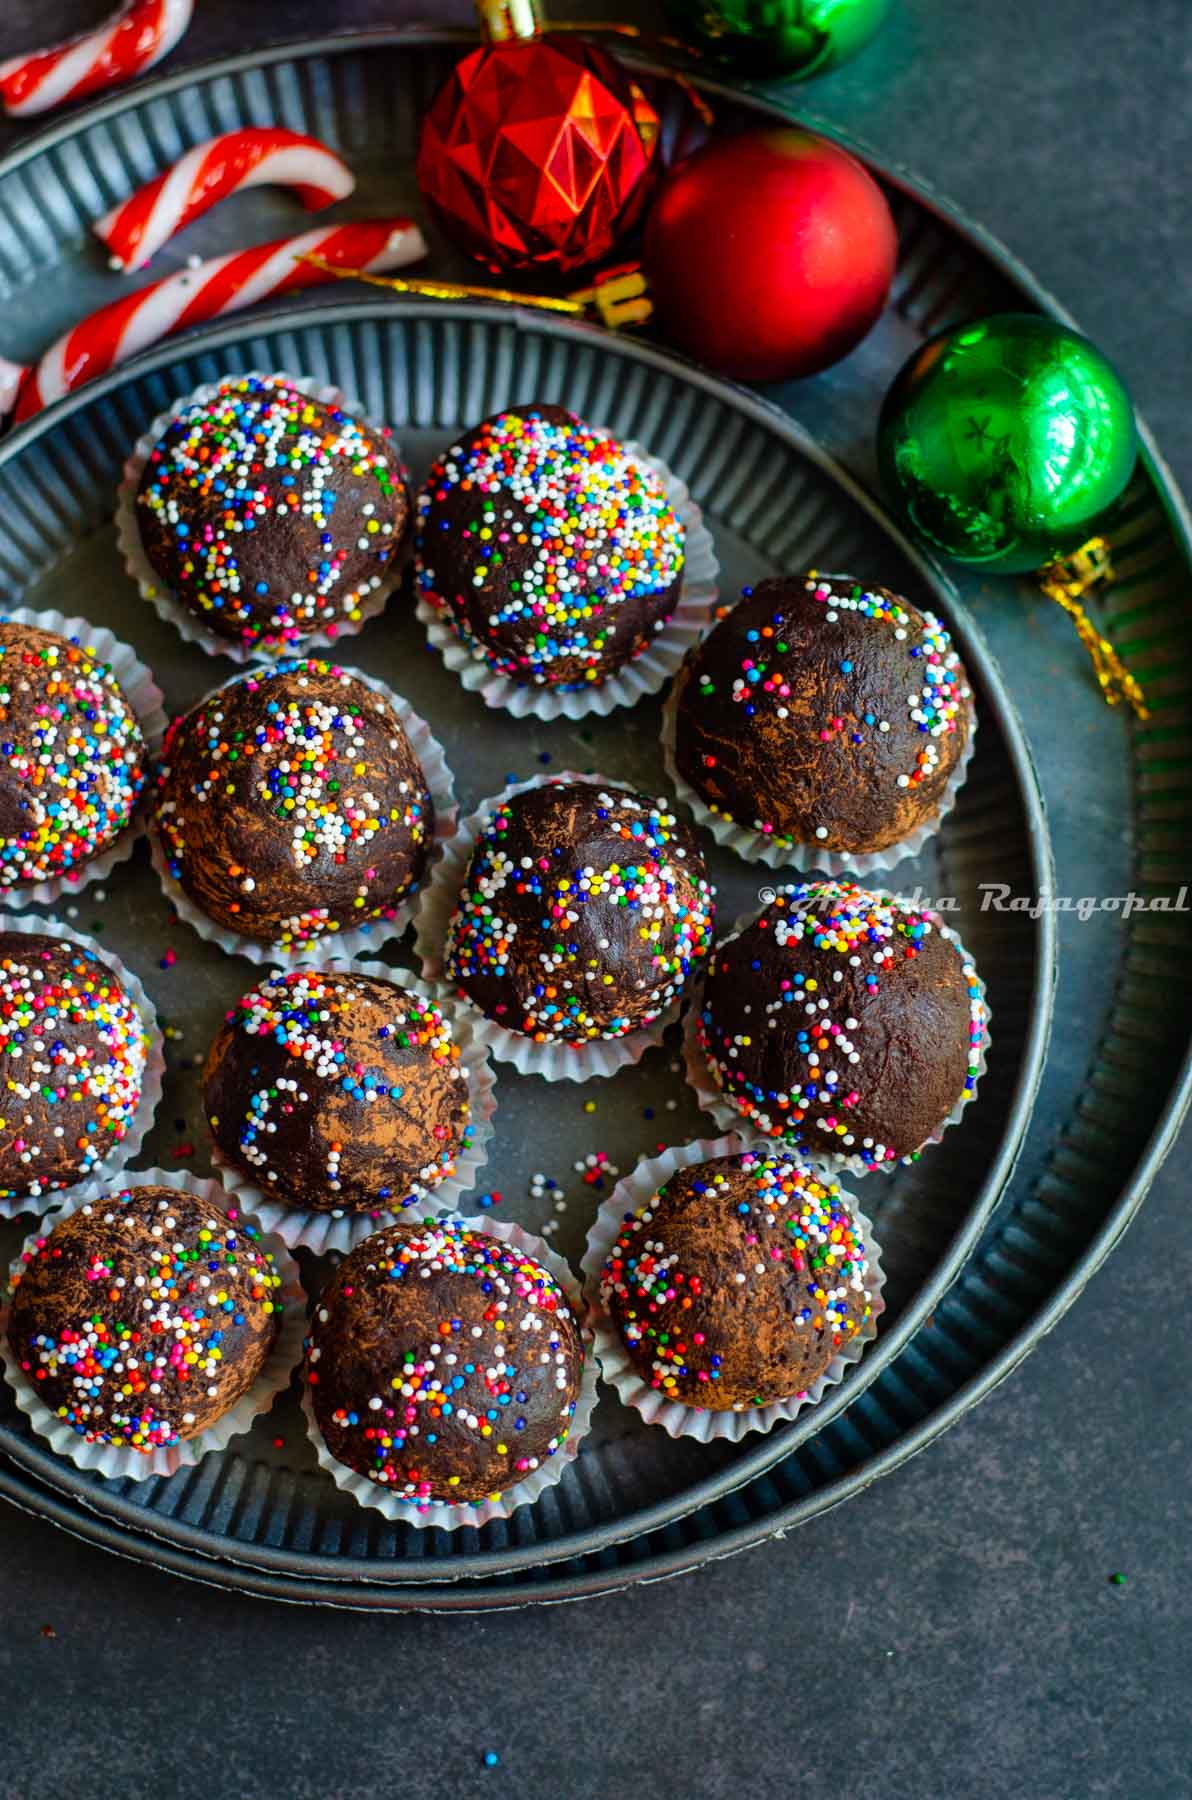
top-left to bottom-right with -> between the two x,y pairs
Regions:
664,0 -> 889,79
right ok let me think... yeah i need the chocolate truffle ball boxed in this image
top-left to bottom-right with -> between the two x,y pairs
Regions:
6,1184 -> 285,1452
444,778 -> 714,1045
600,1147 -> 876,1410
307,1219 -> 586,1505
134,372 -> 410,655
696,881 -> 986,1169
0,932 -> 150,1204
150,659 -> 435,951
0,621 -> 147,890
671,572 -> 974,856
203,967 -> 473,1217
415,404 -> 685,690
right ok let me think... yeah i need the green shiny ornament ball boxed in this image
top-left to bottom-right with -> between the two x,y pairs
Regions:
665,0 -> 889,80
877,313 -> 1137,574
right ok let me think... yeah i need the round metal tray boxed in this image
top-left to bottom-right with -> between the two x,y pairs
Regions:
0,295 -> 1051,1587
0,29 -> 1185,1611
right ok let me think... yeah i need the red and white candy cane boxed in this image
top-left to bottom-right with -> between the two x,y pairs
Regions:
9,219 -> 426,423
0,0 -> 194,117
95,129 -> 357,272
0,358 -> 30,418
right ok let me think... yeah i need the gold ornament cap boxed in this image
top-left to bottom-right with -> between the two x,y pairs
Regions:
475,0 -> 543,42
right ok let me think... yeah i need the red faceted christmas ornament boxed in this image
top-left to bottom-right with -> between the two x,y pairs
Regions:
416,3 -> 660,278
642,126 -> 897,383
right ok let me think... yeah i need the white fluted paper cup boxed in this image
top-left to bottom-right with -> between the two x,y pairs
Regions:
0,910 -> 164,1221
209,958 -> 498,1256
413,770 -> 707,1081
116,371 -> 411,665
0,607 -> 166,908
416,435 -> 718,721
302,1211 -> 598,1530
148,662 -> 456,967
682,892 -> 991,1179
661,655 -> 977,879
581,1134 -> 885,1443
1,1167 -> 305,1483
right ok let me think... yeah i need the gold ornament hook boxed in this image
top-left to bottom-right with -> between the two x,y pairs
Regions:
1037,537 -> 1149,721
294,254 -> 652,330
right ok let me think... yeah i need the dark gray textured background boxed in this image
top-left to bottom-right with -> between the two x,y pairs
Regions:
0,4 -> 1189,1798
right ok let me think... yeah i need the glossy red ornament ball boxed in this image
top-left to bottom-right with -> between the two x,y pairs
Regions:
642,127 -> 897,382
416,34 -> 659,278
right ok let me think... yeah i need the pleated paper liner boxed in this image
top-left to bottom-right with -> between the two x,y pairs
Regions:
661,647 -> 977,879
581,1134 -> 885,1444
210,958 -> 498,1256
148,662 -> 457,968
0,606 -> 167,909
1,1168 -> 305,1483
682,895 -> 991,1180
0,910 -> 164,1222
412,769 -> 701,1082
302,1211 -> 598,1531
416,435 -> 719,721
116,370 -> 411,665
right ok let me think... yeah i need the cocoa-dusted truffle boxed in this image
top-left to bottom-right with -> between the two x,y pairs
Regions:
0,932 -> 151,1204
444,778 -> 714,1045
696,881 -> 986,1169
150,659 -> 435,951
135,372 -> 410,656
203,967 -> 473,1216
0,621 -> 147,890
6,1185 -> 285,1452
671,572 -> 974,856
600,1147 -> 876,1410
415,404 -> 685,690
307,1219 -> 585,1505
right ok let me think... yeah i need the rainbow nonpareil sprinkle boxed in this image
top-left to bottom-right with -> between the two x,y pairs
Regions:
0,624 -> 147,888
600,1146 -> 873,1410
697,881 -> 986,1169
10,1188 -> 284,1451
307,1220 -> 582,1509
416,409 -> 684,688
444,781 -> 714,1044
0,934 -> 149,1200
137,373 -> 404,652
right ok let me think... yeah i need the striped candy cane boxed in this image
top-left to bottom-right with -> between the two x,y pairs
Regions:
10,219 -> 426,422
95,129 -> 357,271
0,0 -> 194,117
0,358 -> 30,417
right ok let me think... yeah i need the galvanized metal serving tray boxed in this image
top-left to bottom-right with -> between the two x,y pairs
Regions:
0,30 -> 1185,1612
